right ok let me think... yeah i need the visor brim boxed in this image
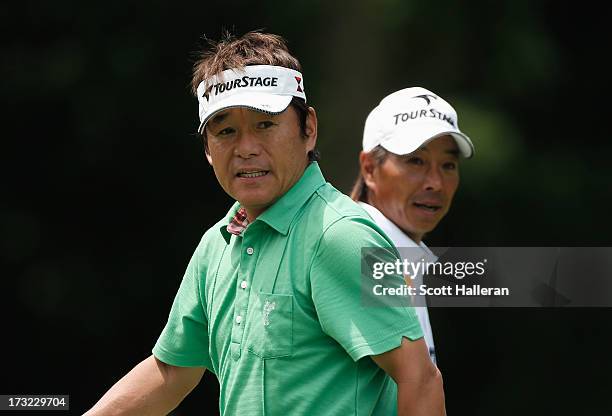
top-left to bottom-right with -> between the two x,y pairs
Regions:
380,123 -> 474,158
198,93 -> 294,133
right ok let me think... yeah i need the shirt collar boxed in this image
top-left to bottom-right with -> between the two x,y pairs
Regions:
258,162 -> 326,234
219,162 -> 326,241
220,202 -> 242,243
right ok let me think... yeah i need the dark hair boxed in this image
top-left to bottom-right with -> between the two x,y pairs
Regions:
192,30 -> 319,162
191,31 -> 302,94
290,96 -> 320,162
350,146 -> 390,202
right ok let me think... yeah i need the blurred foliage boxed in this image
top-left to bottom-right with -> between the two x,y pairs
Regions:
2,0 -> 611,414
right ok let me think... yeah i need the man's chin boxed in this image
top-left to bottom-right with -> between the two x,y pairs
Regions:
236,196 -> 275,213
401,221 -> 440,240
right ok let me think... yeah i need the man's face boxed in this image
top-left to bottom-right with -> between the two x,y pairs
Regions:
362,135 -> 460,242
205,106 -> 317,221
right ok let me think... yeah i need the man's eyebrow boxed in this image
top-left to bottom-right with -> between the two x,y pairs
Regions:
208,112 -> 228,126
409,147 -> 460,157
446,148 -> 460,157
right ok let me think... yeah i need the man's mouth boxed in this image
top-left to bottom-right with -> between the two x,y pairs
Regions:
236,170 -> 269,178
413,202 -> 442,212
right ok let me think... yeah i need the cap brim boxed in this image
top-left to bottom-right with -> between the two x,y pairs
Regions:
380,123 -> 474,158
198,93 -> 293,133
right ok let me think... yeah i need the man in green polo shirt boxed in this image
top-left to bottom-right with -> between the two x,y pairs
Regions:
85,31 -> 445,416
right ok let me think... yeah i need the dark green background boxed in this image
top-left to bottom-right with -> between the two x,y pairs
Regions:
2,0 -> 611,414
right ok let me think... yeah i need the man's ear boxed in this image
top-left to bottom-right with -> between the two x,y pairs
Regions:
359,151 -> 378,192
202,130 -> 214,165
304,106 -> 318,152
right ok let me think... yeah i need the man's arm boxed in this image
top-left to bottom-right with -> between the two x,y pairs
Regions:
371,337 -> 445,416
84,355 -> 205,416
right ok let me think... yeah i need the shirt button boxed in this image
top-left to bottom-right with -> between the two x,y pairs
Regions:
235,315 -> 243,324
246,247 -> 254,255
240,281 -> 248,289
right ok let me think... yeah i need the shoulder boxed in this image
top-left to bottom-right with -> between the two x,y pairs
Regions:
191,216 -> 230,262
298,182 -> 375,229
318,184 -> 396,249
313,182 -> 370,220
302,184 -> 396,256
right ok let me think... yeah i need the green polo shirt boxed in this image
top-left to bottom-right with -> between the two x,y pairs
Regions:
153,162 -> 423,415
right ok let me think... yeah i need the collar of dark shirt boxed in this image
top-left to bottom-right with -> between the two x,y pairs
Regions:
226,207 -> 249,236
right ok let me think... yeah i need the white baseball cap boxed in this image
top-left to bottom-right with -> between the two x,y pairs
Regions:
196,65 -> 306,133
362,87 -> 474,158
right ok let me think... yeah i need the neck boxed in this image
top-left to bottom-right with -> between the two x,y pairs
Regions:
408,231 -> 423,244
244,207 -> 265,223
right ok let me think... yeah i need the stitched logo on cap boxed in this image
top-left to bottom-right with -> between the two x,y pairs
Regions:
393,109 -> 456,127
413,94 -> 438,105
204,76 -> 280,103
295,76 -> 303,93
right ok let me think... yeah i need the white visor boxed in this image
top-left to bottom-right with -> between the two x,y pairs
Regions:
196,65 -> 306,133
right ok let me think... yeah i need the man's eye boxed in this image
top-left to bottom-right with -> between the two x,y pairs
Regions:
406,157 -> 424,165
443,162 -> 457,170
257,121 -> 275,129
217,127 -> 235,136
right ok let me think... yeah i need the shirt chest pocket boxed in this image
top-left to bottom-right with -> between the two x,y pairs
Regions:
247,292 -> 293,359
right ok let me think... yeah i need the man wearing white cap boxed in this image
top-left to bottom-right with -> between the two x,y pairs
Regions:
351,87 -> 475,364
85,33 -> 445,415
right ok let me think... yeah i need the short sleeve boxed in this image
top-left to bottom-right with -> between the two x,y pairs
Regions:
153,244 -> 213,369
309,217 -> 423,362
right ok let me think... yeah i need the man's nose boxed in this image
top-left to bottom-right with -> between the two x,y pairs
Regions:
423,166 -> 443,191
234,130 -> 261,158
